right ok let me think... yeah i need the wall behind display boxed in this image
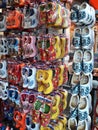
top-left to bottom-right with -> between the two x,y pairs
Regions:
89,0 -> 98,10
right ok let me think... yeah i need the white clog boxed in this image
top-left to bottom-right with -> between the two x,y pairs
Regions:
81,27 -> 94,49
77,115 -> 91,130
71,73 -> 80,94
83,48 -> 94,74
72,50 -> 83,74
70,94 -> 79,118
72,28 -> 81,49
80,73 -> 93,96
78,95 -> 90,121
79,2 -> 91,25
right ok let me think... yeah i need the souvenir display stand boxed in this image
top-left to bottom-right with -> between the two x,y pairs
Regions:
68,2 -> 96,130
0,0 -> 72,129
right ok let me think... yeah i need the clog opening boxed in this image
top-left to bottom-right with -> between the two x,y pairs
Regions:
76,28 -> 81,34
81,75 -> 88,85
75,51 -> 82,62
71,95 -> 78,108
70,119 -> 77,130
82,27 -> 89,35
81,3 -> 87,9
73,74 -> 80,84
84,51 -> 91,62
78,122 -> 86,130
79,98 -> 87,109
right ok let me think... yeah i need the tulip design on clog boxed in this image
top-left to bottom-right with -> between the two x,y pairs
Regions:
0,14 -> 6,31
0,81 -> 8,100
0,60 -> 7,79
72,50 -> 83,74
0,38 -> 8,55
26,115 -> 40,130
14,111 -> 26,130
54,36 -> 61,59
51,94 -> 61,120
83,49 -> 94,74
